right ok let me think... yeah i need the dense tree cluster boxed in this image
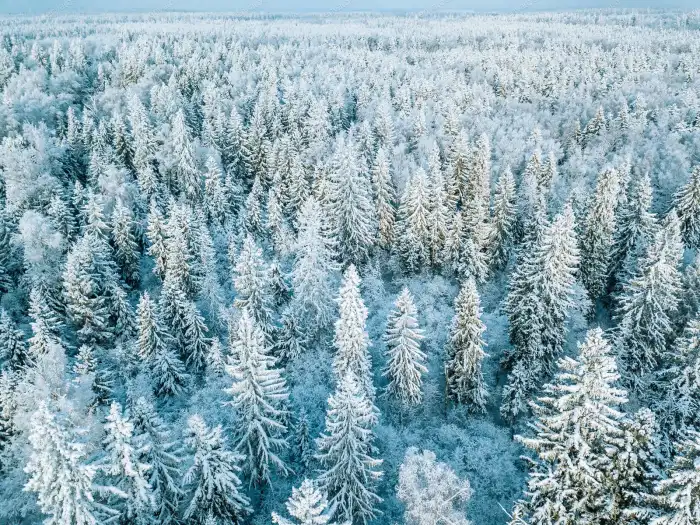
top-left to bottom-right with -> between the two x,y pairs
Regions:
1,8 -> 700,525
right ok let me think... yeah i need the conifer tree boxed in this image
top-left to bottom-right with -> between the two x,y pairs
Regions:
131,397 -> 184,524
371,147 -> 396,249
292,197 -> 338,334
112,200 -> 140,287
488,167 -> 517,270
333,265 -> 374,400
242,105 -> 270,184
610,173 -> 657,290
206,338 -> 226,377
675,166 -> 700,248
0,369 -> 16,449
224,308 -> 290,486
233,235 -> 274,336
101,402 -> 155,525
316,372 -> 382,524
651,430 -> 700,524
502,205 -> 580,419
327,135 -> 377,264
428,169 -> 450,268
616,211 -> 683,388
182,414 -> 251,525
146,201 -> 168,280
272,480 -> 343,525
170,109 -> 201,200
294,409 -> 313,472
510,329 -> 628,524
203,153 -> 228,225
445,278 -> 488,412
47,194 -> 77,243
397,168 -> 431,272
0,309 -> 28,370
28,286 -> 63,358
443,210 -> 464,273
581,167 -> 621,303
583,106 -> 606,146
275,307 -> 307,362
25,402 -> 117,525
243,175 -> 265,235
0,211 -> 13,293
383,287 -> 426,407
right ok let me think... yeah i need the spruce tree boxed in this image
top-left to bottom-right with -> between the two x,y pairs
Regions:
675,165 -> 700,248
0,309 -> 28,370
327,134 -> 377,264
397,168 -> 431,272
502,204 -> 580,419
101,402 -> 155,525
233,235 -> 274,337
170,109 -> 201,200
427,168 -> 450,268
224,308 -> 290,486
182,414 -> 251,525
333,265 -> 374,400
131,397 -> 184,525
383,287 -> 426,407
651,430 -> 700,524
316,372 -> 382,524
445,278 -> 488,412
371,147 -> 396,249
510,328 -> 628,524
488,167 -> 516,270
25,402 -> 118,525
581,167 -> 621,303
272,480 -> 342,525
616,211 -> 683,388
0,370 -> 17,449
292,197 -> 338,334
112,200 -> 140,287
146,201 -> 168,280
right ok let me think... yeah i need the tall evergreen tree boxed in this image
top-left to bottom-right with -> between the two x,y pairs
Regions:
675,165 -> 700,248
0,309 -> 28,370
581,167 -> 621,304
316,372 -> 382,525
233,235 -> 274,337
224,308 -> 289,486
616,211 -> 683,389
510,328 -> 628,524
112,200 -> 140,287
445,278 -> 488,412
488,167 -> 517,270
396,168 -> 431,272
182,414 -> 251,525
292,197 -> 338,334
327,135 -> 376,264
272,480 -> 342,525
333,265 -> 374,400
371,147 -> 396,249
383,287 -> 426,408
101,402 -> 155,525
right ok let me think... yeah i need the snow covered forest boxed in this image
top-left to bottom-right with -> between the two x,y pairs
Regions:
1,7 -> 700,525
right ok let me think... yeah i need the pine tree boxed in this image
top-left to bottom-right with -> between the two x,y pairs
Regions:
164,205 -> 199,297
292,197 -> 338,334
383,287 -> 426,407
25,402 -> 118,525
427,168 -> 451,268
63,234 -> 115,344
371,147 -> 396,249
445,278 -> 488,412
182,414 -> 251,525
28,286 -> 63,359
47,193 -> 77,243
112,200 -> 140,287
223,108 -> 245,180
397,168 -> 431,272
243,175 -> 265,235
146,201 -> 168,280
0,309 -> 28,370
616,211 -> 683,388
111,111 -> 134,171
294,409 -> 313,471
327,135 -> 377,264
206,338 -> 226,377
73,344 -> 96,377
539,151 -> 557,192
272,480 -> 343,525
242,105 -> 270,184
275,307 -> 307,362
0,370 -> 17,449
488,167 -> 517,270
170,109 -> 201,200
101,402 -> 155,525
333,265 -> 374,400
233,235 -> 274,336
610,173 -> 658,291
650,430 -> 700,524
316,372 -> 382,524
581,167 -> 621,303
502,205 -> 580,419
675,166 -> 700,248
224,308 -> 289,486
131,397 -> 184,525
0,211 -> 13,293
510,328 -> 628,524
